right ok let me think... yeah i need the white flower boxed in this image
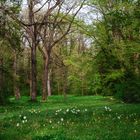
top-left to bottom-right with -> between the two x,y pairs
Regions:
61,118 -> 64,121
16,123 -> 19,127
85,109 -> 87,111
22,120 -> 25,123
55,113 -> 58,115
117,116 -> 121,119
19,115 -> 22,117
77,109 -> 80,112
49,120 -> 52,123
105,106 -> 108,110
25,120 -> 27,122
71,110 -> 75,113
66,109 -> 69,112
23,116 -> 26,120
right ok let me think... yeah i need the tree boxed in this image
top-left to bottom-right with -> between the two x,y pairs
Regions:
88,0 -> 140,102
0,0 -> 22,102
37,0 -> 86,101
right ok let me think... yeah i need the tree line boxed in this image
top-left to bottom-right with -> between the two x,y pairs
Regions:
0,0 -> 140,104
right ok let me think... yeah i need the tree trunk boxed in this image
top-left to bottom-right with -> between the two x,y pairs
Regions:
0,58 -> 3,91
28,0 -> 37,101
57,81 -> 60,95
13,52 -> 20,100
0,58 -> 3,103
81,75 -> 84,96
42,54 -> 50,101
27,49 -> 31,97
47,69 -> 51,96
30,45 -> 37,101
63,67 -> 67,100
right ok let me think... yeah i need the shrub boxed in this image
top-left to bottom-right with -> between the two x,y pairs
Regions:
123,80 -> 140,103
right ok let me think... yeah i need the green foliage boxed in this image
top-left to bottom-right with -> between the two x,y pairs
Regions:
88,0 -> 140,102
123,82 -> 140,103
0,0 -> 22,103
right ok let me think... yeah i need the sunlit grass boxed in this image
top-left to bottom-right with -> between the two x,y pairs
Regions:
0,95 -> 140,140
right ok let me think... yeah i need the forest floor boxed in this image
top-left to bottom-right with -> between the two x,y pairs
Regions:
0,95 -> 140,140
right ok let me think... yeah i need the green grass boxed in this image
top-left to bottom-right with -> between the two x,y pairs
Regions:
0,95 -> 140,140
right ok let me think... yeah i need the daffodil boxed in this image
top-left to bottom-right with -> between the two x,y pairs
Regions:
16,123 -> 19,127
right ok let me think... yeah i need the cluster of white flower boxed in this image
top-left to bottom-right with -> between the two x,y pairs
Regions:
69,108 -> 88,114
54,108 -> 88,116
22,116 -> 27,123
55,109 -> 62,115
104,106 -> 112,112
71,108 -> 78,114
56,109 -> 62,113
16,115 -> 28,127
29,109 -> 40,114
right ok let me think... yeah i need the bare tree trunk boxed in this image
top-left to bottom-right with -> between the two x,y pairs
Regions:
63,67 -> 67,100
42,54 -> 50,101
81,75 -> 84,96
0,58 -> 3,90
30,45 -> 37,101
42,57 -> 47,101
0,58 -> 3,102
13,52 -> 20,100
57,81 -> 60,95
47,69 -> 51,96
27,49 -> 32,97
28,0 -> 37,101
39,48 -> 51,100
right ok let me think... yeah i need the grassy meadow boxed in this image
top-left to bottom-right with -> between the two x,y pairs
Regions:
0,96 -> 140,140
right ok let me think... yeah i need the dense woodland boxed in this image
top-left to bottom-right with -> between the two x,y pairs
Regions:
0,0 -> 140,104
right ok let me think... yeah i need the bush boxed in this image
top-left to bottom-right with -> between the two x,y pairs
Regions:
114,75 -> 140,103
0,86 -> 11,105
123,80 -> 140,103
